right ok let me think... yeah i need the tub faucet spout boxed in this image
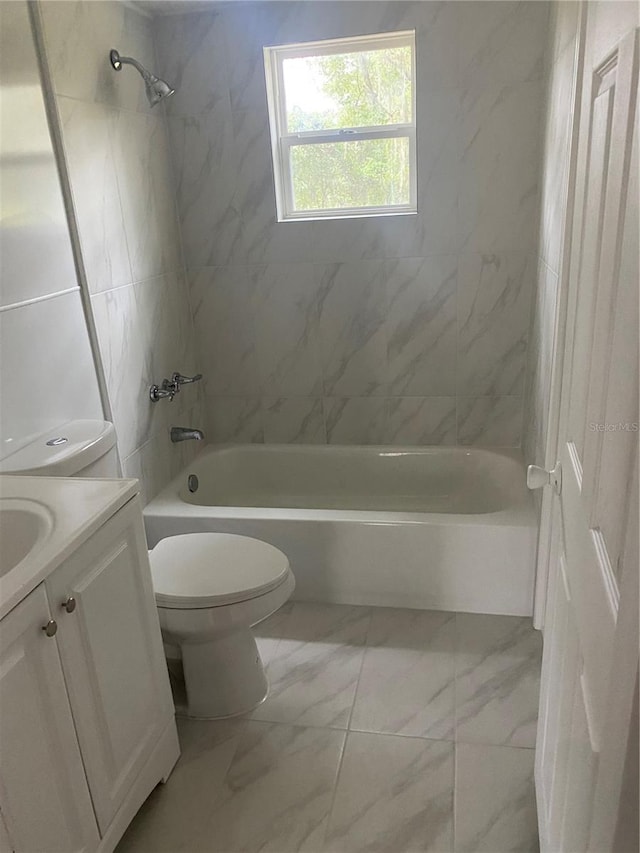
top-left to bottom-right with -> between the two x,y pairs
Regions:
171,426 -> 204,443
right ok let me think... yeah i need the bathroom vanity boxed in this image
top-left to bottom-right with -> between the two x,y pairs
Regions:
0,476 -> 179,853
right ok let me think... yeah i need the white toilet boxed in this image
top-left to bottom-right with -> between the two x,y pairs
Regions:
0,420 -> 295,719
149,532 -> 295,719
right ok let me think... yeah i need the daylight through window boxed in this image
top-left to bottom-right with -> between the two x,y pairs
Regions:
264,31 -> 417,221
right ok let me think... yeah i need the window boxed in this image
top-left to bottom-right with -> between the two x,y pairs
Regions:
264,30 -> 417,221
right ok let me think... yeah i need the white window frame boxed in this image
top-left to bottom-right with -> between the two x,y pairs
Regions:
264,30 -> 417,222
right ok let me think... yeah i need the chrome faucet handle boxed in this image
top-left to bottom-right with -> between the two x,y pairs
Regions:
149,378 -> 177,402
171,372 -> 202,386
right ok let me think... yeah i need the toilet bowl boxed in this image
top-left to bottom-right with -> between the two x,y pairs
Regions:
149,532 -> 295,719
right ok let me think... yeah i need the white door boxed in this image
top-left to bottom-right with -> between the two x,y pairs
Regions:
0,585 -> 100,853
535,23 -> 639,853
46,499 -> 174,834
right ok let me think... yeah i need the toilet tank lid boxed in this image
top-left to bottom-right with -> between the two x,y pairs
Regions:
0,420 -> 116,477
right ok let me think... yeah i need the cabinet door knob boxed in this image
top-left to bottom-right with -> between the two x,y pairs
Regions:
42,619 -> 58,637
62,596 -> 77,614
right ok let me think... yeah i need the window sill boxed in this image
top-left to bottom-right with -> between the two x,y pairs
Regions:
277,208 -> 418,224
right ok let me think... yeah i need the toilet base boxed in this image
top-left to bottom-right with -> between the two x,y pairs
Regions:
181,627 -> 268,719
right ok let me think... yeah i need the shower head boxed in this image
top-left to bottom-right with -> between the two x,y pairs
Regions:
109,48 -> 175,107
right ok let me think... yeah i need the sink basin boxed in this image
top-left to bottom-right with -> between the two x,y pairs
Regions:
0,498 -> 54,578
0,475 -> 138,620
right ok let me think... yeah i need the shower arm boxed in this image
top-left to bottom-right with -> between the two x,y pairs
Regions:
110,50 -> 158,84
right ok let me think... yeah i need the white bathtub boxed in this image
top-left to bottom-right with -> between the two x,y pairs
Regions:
144,445 -> 537,616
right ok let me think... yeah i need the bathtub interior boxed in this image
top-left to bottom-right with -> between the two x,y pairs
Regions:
177,445 -> 526,514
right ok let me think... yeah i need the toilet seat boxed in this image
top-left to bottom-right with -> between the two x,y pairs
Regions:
150,532 -> 290,609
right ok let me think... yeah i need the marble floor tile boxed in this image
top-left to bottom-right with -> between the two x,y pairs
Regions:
116,716 -> 246,852
455,614 -> 542,748
195,721 -> 345,853
117,605 -> 542,853
454,743 -> 538,853
325,732 -> 454,852
252,603 -> 371,728
350,609 -> 456,739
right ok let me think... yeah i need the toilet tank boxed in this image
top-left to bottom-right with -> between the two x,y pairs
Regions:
0,420 -> 119,477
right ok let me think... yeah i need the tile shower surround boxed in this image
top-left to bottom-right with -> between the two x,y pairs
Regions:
33,0 -> 552,503
155,1 -> 550,448
117,604 -> 542,852
39,0 -> 206,502
190,254 -> 535,446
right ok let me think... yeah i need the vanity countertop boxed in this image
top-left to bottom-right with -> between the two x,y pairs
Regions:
0,475 -> 139,620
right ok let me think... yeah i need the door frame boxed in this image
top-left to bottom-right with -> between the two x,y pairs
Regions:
533,1 -> 587,631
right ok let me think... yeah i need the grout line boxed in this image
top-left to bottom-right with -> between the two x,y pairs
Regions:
88,268 -> 187,300
51,90 -> 163,119
453,612 -> 459,852
323,725 -> 349,845
453,610 -> 459,745
240,717 -> 348,736
314,606 -> 370,843
347,727 -> 456,744
453,737 -> 458,853
345,607 -> 372,731
453,611 -> 461,852
0,286 -> 79,313
239,714 -> 466,747
455,738 -> 537,751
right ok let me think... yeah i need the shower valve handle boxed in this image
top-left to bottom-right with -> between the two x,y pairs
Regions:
150,373 -> 202,402
149,378 -> 177,402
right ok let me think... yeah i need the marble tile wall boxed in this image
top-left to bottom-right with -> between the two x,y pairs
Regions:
523,2 -> 581,471
39,0 -> 206,502
155,1 -> 549,447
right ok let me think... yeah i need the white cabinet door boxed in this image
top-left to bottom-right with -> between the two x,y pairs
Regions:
0,585 -> 100,853
46,497 -> 174,834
